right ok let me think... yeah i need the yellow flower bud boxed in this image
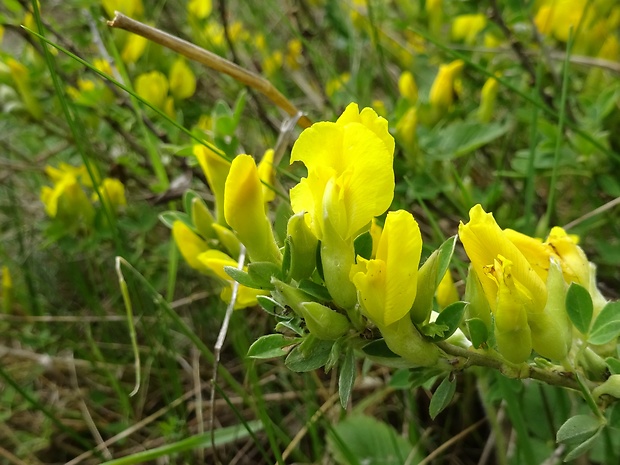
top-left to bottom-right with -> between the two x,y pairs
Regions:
224,155 -> 282,264
395,107 -> 417,151
193,145 -> 231,225
135,71 -> 169,109
398,71 -> 418,103
198,249 -> 268,309
95,178 -> 126,213
451,14 -> 487,45
286,212 -> 318,281
478,74 -> 500,123
257,148 -> 276,203
301,302 -> 351,340
188,0 -> 212,19
485,256 -> 533,363
172,221 -> 210,274
429,60 -> 464,111
121,33 -> 148,64
169,58 -> 196,100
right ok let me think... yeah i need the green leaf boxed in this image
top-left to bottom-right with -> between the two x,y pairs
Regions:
556,414 -> 602,446
327,415 -> 416,465
563,428 -> 602,462
247,334 -> 297,359
247,261 -> 282,289
353,231 -> 373,261
609,403 -> 620,429
281,237 -> 292,281
158,211 -> 192,229
285,338 -> 333,372
436,236 -> 458,285
430,302 -> 468,341
606,357 -> 620,375
297,279 -> 332,302
255,295 -> 285,316
429,376 -> 457,420
361,339 -> 400,358
420,121 -> 510,160
466,318 -> 488,348
223,266 -> 263,289
589,302 -> 620,345
566,283 -> 593,335
339,347 -> 356,408
182,190 -> 201,215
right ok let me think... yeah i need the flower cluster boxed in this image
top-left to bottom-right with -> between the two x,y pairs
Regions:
170,103 -> 615,382
40,163 -> 126,230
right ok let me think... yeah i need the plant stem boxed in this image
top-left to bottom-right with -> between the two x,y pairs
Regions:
437,342 -> 584,391
107,12 -> 312,129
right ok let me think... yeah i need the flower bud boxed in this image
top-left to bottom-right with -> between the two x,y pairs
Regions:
193,145 -> 230,226
301,302 -> 350,340
378,315 -> 440,367
286,212 -> 318,281
528,259 -> 572,361
224,155 -> 282,264
172,221 -> 210,274
191,197 -> 217,240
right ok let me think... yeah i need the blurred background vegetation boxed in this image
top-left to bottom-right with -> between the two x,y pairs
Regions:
1,0 -> 619,463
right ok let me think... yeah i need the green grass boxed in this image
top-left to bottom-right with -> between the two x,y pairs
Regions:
1,0 -> 620,463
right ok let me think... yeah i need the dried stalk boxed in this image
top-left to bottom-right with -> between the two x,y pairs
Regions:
107,12 -> 312,129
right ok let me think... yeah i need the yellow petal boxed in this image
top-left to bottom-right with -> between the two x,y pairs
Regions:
172,221 -> 210,273
197,249 -> 239,280
459,204 -> 547,315
193,145 -> 230,225
352,258 -> 387,325
257,148 -> 276,203
224,155 -> 281,263
121,33 -> 148,64
546,226 -> 589,286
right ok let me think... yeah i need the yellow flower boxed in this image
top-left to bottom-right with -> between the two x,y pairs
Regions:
290,102 -> 394,241
459,205 -> 548,361
351,210 -> 422,327
485,256 -> 533,363
257,148 -> 276,203
478,74 -> 500,123
325,73 -> 350,98
534,0 -> 586,42
40,174 -> 95,226
193,145 -> 230,225
429,59 -> 464,111
121,33 -> 148,64
198,249 -> 268,309
102,0 -> 143,18
188,0 -> 212,19
285,39 -> 303,70
172,221 -> 210,274
224,155 -> 282,264
398,71 -> 418,103
93,58 -> 113,77
135,71 -> 169,109
425,0 -> 443,36
546,227 -> 589,286
169,58 -> 196,100
6,58 -> 42,120
451,14 -> 487,45
395,107 -> 418,151
262,51 -> 282,78
503,228 -> 553,282
97,178 -> 127,212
